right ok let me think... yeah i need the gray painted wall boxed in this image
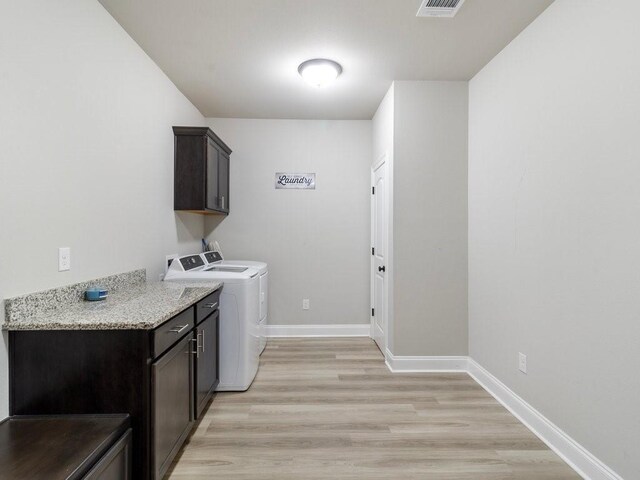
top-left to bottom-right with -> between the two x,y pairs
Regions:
469,1 -> 640,477
204,118 -> 372,327
393,81 -> 469,356
0,0 -> 205,418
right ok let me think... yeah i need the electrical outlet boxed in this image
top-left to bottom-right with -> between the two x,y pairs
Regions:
518,352 -> 527,374
58,247 -> 71,271
302,299 -> 310,310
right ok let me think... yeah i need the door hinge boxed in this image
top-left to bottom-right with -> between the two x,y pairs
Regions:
371,308 -> 375,317
371,247 -> 375,255
372,186 -> 375,195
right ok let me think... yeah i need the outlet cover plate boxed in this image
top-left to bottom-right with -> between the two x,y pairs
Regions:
58,247 -> 71,272
518,352 -> 527,374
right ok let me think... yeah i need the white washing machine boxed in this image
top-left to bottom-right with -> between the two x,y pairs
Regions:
202,251 -> 269,354
164,253 -> 260,391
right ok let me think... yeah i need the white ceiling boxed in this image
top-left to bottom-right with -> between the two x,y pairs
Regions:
99,0 -> 554,120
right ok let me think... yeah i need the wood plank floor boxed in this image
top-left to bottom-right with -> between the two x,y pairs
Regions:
167,338 -> 580,480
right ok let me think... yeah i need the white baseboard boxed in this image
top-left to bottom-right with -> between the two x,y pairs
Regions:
266,324 -> 370,337
467,359 -> 623,480
385,349 -> 469,372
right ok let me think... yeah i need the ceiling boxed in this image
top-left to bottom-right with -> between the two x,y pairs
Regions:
99,0 -> 554,120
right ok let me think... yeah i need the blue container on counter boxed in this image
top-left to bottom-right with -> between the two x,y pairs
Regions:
85,288 -> 108,301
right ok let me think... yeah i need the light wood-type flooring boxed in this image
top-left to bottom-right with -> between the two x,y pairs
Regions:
167,337 -> 580,480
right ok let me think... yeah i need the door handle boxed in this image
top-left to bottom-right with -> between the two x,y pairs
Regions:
190,337 -> 200,358
191,332 -> 204,357
378,266 -> 386,272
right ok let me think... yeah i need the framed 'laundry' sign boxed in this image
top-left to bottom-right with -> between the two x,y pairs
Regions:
275,173 -> 316,189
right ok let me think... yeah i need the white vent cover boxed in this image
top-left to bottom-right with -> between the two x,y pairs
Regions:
417,0 -> 466,18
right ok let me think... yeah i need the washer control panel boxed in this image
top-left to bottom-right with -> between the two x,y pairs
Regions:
203,251 -> 223,264
179,255 -> 205,271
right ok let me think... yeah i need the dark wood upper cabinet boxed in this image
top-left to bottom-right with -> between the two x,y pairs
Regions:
218,151 -> 230,213
173,126 -> 231,215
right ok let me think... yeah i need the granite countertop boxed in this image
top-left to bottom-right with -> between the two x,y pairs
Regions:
3,274 -> 223,331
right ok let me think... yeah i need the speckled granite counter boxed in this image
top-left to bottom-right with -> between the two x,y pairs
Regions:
3,270 -> 222,330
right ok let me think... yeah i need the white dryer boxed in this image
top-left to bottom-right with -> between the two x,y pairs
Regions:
203,251 -> 269,354
164,253 -> 260,391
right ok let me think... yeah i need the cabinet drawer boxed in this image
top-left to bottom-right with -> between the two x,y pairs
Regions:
152,308 -> 194,358
195,289 -> 220,325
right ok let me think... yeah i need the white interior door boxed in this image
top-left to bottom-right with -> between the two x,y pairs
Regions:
371,158 -> 387,354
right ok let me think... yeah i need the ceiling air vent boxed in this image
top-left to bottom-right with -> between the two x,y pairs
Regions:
417,0 -> 466,18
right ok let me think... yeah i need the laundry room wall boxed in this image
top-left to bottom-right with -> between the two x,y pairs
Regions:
392,81 -> 469,357
371,81 -> 468,357
468,1 -> 640,477
204,118 -> 372,328
0,0 -> 205,419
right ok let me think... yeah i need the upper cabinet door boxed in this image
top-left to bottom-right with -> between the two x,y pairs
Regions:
218,152 -> 230,213
206,139 -> 220,211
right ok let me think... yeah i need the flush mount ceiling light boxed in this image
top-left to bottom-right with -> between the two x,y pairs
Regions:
298,59 -> 343,87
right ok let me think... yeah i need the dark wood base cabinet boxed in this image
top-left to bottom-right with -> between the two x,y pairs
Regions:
195,311 -> 219,418
9,290 -> 220,480
0,415 -> 131,480
84,428 -> 132,480
152,334 -> 194,479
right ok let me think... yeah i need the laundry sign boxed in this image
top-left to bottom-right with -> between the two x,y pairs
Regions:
275,173 -> 316,189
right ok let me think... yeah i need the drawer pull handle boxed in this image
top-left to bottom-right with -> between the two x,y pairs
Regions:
169,324 -> 189,334
203,302 -> 218,309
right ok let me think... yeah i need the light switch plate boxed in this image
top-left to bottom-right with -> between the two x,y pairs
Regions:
58,247 -> 71,271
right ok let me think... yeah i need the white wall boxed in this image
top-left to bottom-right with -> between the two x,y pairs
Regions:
204,118 -> 372,327
393,81 -> 468,356
0,0 -> 205,418
372,84 -> 395,166
469,1 -> 640,478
